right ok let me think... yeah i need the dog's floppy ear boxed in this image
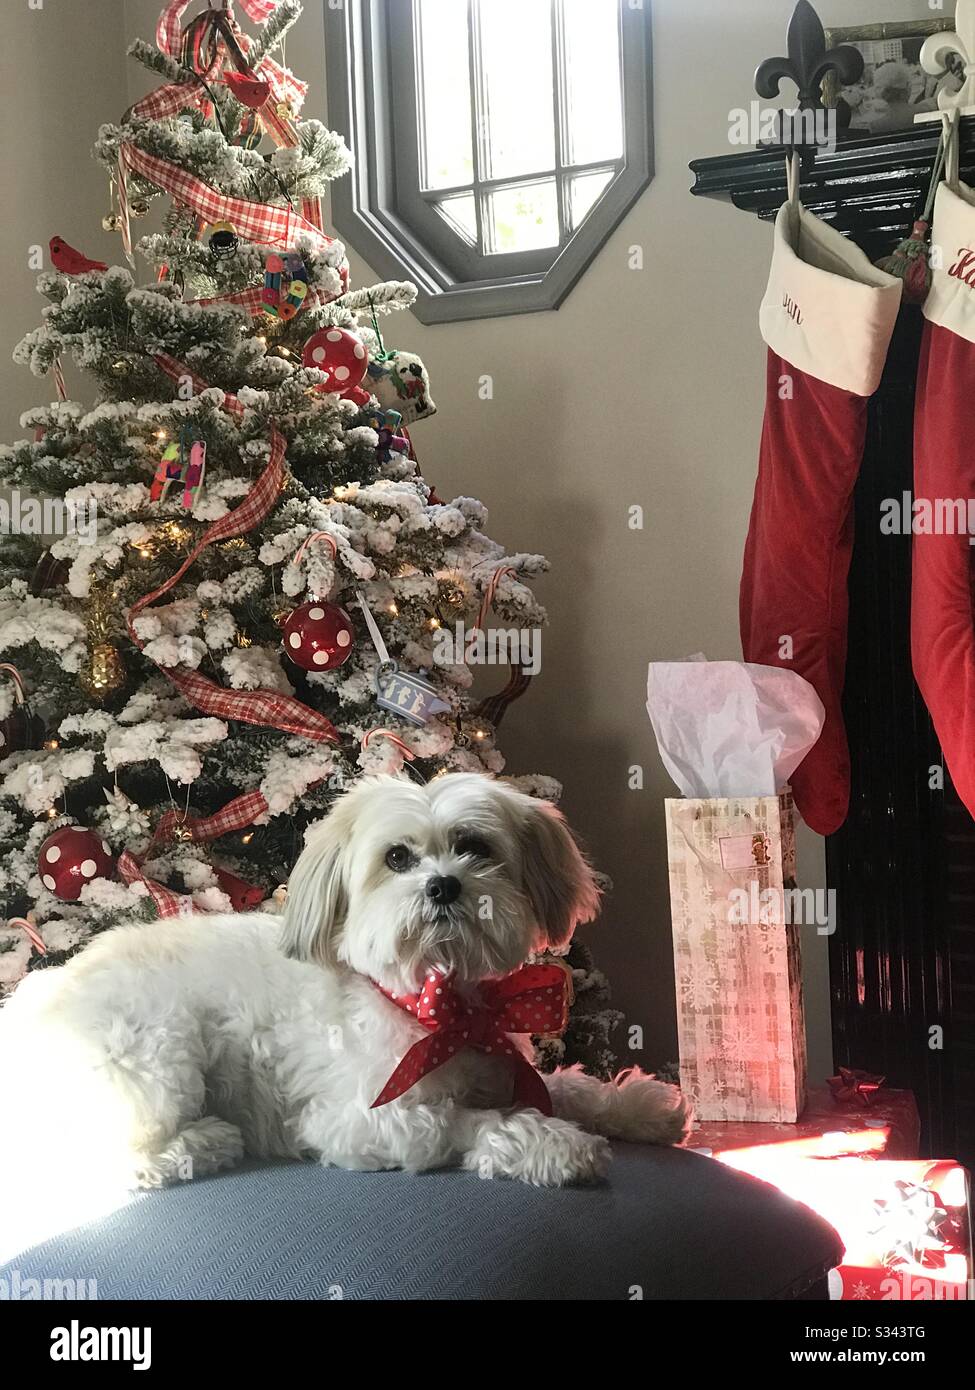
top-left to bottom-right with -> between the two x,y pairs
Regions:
514,792 -> 601,949
280,795 -> 357,964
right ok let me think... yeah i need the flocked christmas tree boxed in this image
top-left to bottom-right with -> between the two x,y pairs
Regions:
0,0 -> 618,1076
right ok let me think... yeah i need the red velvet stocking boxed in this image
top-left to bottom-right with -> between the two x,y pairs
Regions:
740,186 -> 901,835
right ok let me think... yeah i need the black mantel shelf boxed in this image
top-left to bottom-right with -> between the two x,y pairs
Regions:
690,117 -> 975,259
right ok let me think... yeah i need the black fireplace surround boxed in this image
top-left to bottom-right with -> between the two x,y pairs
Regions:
691,119 -> 975,1169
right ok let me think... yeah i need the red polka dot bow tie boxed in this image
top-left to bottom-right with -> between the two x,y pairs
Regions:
371,963 -> 570,1114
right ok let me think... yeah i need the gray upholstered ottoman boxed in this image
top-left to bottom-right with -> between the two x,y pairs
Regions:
1,1144 -> 842,1300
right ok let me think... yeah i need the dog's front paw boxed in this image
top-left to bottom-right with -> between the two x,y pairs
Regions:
464,1111 -> 611,1187
611,1070 -> 693,1146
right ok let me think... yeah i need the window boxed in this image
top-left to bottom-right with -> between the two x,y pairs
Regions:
324,0 -> 654,323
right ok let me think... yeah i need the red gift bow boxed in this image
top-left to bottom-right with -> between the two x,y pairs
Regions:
372,964 -> 569,1114
827,1066 -> 887,1107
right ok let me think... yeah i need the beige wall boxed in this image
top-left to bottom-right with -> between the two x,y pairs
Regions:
7,0 -> 938,1081
1,0 -> 128,438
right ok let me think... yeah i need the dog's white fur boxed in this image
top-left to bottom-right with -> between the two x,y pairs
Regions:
0,774 -> 689,1191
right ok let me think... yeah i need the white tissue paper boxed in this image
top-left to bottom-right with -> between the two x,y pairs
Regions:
646,657 -> 825,798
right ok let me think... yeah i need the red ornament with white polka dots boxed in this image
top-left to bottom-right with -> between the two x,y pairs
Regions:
302,328 -> 369,396
282,602 -> 356,671
38,826 -> 115,902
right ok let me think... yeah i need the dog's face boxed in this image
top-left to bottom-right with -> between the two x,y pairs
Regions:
280,773 -> 600,992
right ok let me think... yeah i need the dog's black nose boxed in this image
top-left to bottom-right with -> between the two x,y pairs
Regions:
425,874 -> 462,906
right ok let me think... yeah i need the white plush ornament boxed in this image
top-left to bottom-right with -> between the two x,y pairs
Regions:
363,347 -> 437,424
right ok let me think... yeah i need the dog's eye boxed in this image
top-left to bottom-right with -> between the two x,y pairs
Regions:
385,845 -> 415,873
454,835 -> 491,860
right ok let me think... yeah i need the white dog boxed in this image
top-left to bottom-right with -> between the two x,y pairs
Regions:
0,774 -> 689,1192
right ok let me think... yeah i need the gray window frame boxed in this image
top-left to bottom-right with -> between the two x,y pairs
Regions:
324,0 -> 654,324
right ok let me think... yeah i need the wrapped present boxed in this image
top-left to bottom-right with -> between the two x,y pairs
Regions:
829,1262 -> 969,1301
666,791 -> 807,1121
688,1083 -> 921,1161
714,1151 -> 970,1301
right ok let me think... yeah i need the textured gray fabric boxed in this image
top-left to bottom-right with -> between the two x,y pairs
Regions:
0,1145 -> 842,1300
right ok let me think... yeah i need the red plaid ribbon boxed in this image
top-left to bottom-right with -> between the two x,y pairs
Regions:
131,78 -> 204,124
118,779 -> 274,920
120,143 -> 331,254
158,0 -> 281,56
127,3 -> 329,272
194,282 -> 338,315
301,197 -> 324,233
118,849 -> 186,918
152,789 -> 269,846
371,964 -> 569,1113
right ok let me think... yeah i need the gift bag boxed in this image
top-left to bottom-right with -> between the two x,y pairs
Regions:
649,659 -> 824,1122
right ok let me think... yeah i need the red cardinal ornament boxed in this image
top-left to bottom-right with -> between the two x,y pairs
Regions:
224,71 -> 271,109
302,328 -> 369,396
214,867 -> 265,912
49,238 -> 108,276
283,602 -> 355,671
38,826 -> 115,902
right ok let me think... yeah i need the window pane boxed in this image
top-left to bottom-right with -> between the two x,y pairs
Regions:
479,0 -> 555,181
486,180 -> 559,254
569,168 -> 614,229
434,193 -> 477,244
416,0 -> 474,190
562,0 -> 624,166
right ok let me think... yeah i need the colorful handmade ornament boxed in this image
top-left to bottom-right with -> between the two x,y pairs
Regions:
282,603 -> 356,671
38,826 -> 115,902
149,426 -> 206,510
302,328 -> 369,394
48,237 -> 108,276
263,252 -> 308,321
208,220 -> 239,259
150,441 -> 182,502
0,664 -> 45,754
181,437 -> 206,509
363,406 -> 409,463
